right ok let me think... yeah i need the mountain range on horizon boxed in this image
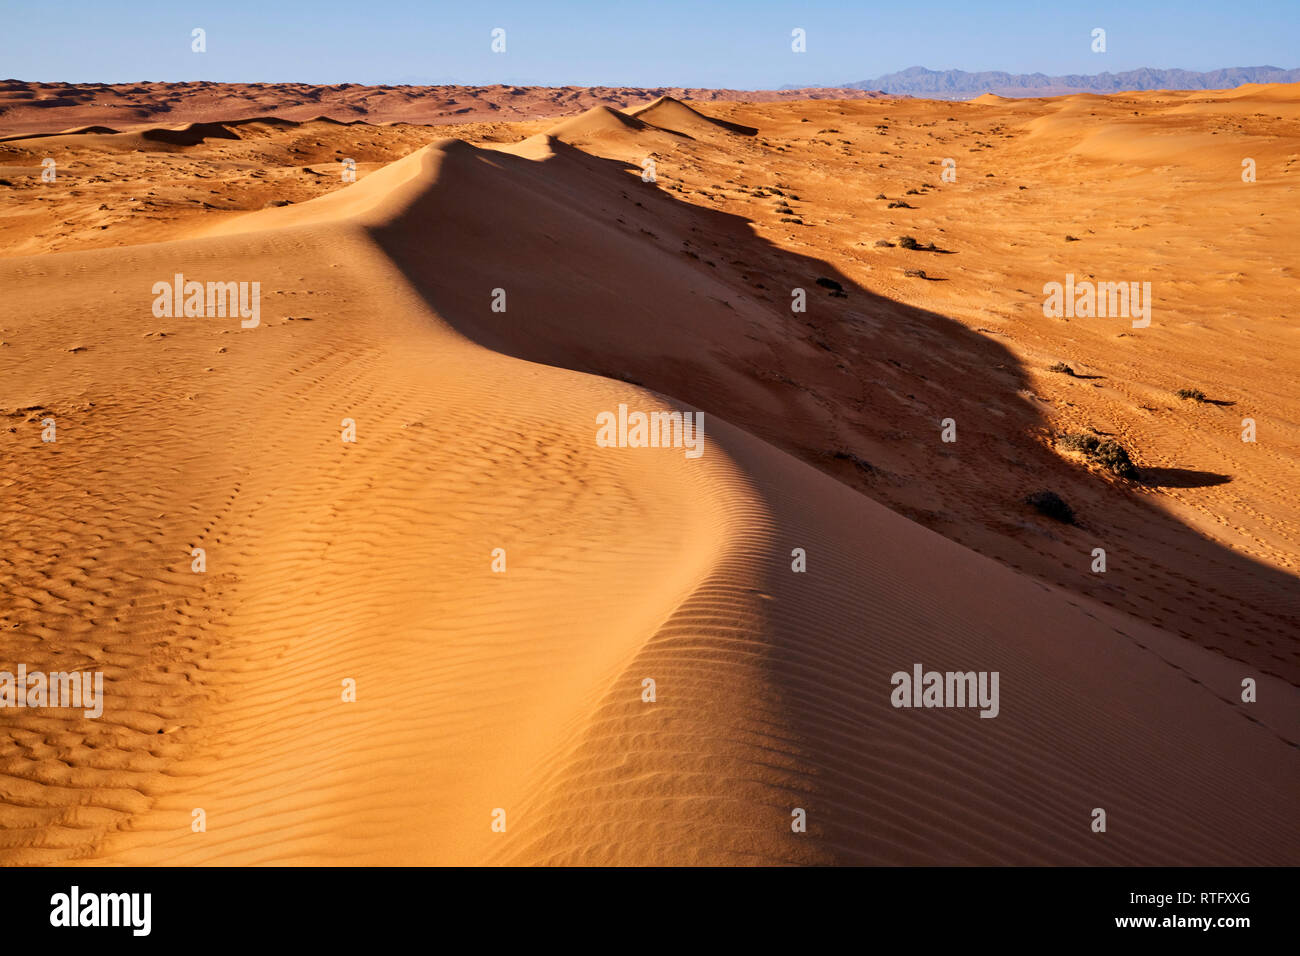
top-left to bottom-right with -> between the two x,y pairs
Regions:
823,64 -> 1300,99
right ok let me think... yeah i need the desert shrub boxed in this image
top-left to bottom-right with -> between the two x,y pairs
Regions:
1176,387 -> 1207,402
780,217 -> 804,224
898,235 -> 921,250
1065,235 -> 1080,242
887,200 -> 914,209
1060,432 -> 1137,478
1048,362 -> 1075,375
1058,432 -> 1100,454
876,193 -> 888,200
874,239 -> 895,247
815,277 -> 844,292
903,268 -> 928,279
1094,440 -> 1138,479
1025,490 -> 1075,524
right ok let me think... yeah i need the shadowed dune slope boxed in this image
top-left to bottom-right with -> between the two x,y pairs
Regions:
0,105 -> 1296,865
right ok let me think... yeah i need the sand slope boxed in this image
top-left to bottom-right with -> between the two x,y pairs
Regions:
0,95 -> 1296,866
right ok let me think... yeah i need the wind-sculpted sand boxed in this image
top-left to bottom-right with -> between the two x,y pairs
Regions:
1,87 -> 1296,865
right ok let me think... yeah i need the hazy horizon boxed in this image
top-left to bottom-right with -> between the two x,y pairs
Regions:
6,64 -> 1299,91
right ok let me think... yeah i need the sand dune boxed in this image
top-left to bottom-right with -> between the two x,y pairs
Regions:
0,121 -> 243,150
541,105 -> 664,142
629,95 -> 759,136
0,115 -> 469,256
0,79 -> 894,139
1,87 -> 1297,865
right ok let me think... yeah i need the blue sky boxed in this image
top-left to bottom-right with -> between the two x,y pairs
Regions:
2,0 -> 1297,87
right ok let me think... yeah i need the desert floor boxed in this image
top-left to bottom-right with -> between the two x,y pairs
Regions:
0,83 -> 1297,865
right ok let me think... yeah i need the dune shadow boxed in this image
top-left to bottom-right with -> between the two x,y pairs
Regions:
1140,467 -> 1232,488
365,131 -> 1300,687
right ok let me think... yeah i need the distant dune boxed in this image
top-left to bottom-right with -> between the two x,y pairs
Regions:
629,95 -> 759,136
1,85 -> 1297,865
0,79 -> 893,138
